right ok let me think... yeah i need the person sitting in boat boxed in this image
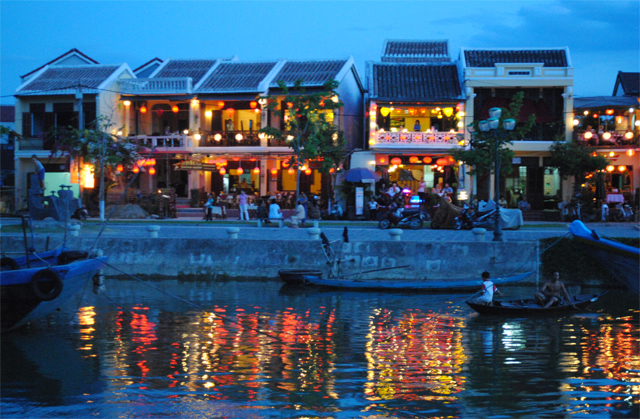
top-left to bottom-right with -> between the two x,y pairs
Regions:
475,271 -> 503,306
534,272 -> 576,308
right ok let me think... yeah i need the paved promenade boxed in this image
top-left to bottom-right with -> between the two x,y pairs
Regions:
5,218 -> 638,243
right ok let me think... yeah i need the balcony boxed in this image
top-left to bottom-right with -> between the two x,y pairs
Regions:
133,135 -> 192,152
370,131 -> 462,150
574,129 -> 638,148
199,131 -> 290,147
120,78 -> 193,94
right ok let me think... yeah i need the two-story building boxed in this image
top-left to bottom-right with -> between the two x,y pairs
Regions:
355,40 -> 466,195
462,47 -> 575,210
119,57 -> 364,201
13,49 -> 134,207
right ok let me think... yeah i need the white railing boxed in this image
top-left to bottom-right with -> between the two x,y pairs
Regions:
121,78 -> 193,94
132,135 -> 193,150
371,131 -> 461,146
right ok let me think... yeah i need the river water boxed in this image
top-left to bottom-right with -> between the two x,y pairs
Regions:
2,279 -> 638,418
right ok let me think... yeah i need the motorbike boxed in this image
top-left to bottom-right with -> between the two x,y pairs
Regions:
71,206 -> 89,221
455,204 -> 497,230
378,206 -> 429,230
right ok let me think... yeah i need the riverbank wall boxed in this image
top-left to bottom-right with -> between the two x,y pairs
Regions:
2,235 -> 540,283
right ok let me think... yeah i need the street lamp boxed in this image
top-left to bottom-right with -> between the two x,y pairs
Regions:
467,107 -> 516,241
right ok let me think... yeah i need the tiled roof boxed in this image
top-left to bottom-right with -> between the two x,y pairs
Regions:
154,60 -> 218,84
197,62 -> 278,92
369,63 -> 462,101
382,40 -> 450,63
270,60 -> 347,87
17,65 -> 121,94
615,71 -> 639,96
21,48 -> 99,79
464,49 -> 568,67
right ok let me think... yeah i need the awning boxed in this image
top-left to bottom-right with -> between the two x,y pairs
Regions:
573,96 -> 639,110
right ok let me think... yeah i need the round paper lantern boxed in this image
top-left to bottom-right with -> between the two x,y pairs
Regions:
253,167 -> 260,174
236,167 -> 244,175
139,106 -> 147,114
271,168 -> 278,175
218,101 -> 225,108
329,168 -> 335,174
619,165 -> 627,172
390,157 -> 402,165
219,167 -> 226,175
380,107 -> 390,117
132,166 -> 139,174
282,160 -> 290,168
305,169 -> 312,175
250,101 -> 257,109
584,132 -> 593,139
136,159 -> 145,167
626,149 -> 635,156
150,158 -> 156,166
422,157 -> 432,164
436,158 -> 449,166
235,133 -> 243,141
226,108 -> 235,117
625,131 -> 634,140
443,107 -> 454,117
254,108 -> 261,113
116,164 -> 123,172
214,133 -> 222,141
149,166 -> 156,175
606,165 -> 614,172
409,156 -> 419,163
172,105 -> 179,113
606,109 -> 614,115
288,168 -> 295,175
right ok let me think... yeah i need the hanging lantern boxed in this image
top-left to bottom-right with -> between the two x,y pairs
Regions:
618,165 -> 627,172
140,105 -> 147,114
305,169 -> 312,175
617,116 -> 623,124
149,166 -> 156,175
250,101 -> 257,109
218,101 -> 225,108
603,132 -> 612,140
150,158 -> 156,166
214,133 -> 222,141
584,132 -> 593,140
205,110 -> 212,118
132,166 -> 140,174
136,159 -> 145,167
144,159 -> 152,166
235,133 -> 243,141
116,164 -> 123,172
253,167 -> 260,174
409,156 -> 419,163
390,157 -> 402,165
380,107 -> 390,117
627,149 -> 635,156
422,156 -> 432,164
408,108 -> 415,115
219,167 -> 226,175
606,109 -> 614,115
172,105 -> 179,113
593,113 -> 599,118
236,166 -> 244,175
606,165 -> 615,172
271,168 -> 278,175
226,108 -> 235,117
329,168 -> 335,174
436,158 -> 449,166
156,109 -> 164,117
625,131 -> 634,140
287,102 -> 293,108
288,168 -> 295,175
282,160 -> 290,168
443,107 -> 454,117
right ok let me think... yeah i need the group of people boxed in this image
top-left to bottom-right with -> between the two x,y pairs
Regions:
476,270 -> 575,308
255,192 -> 322,227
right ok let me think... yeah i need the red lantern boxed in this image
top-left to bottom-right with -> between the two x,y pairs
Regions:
149,166 -> 156,175
172,105 -> 179,113
116,164 -> 123,172
137,159 -> 145,167
271,168 -> 278,175
219,167 -> 226,175
436,158 -> 448,166
305,168 -> 312,175
139,106 -> 147,114
422,157 -> 432,164
250,101 -> 257,109
409,156 -> 419,163
390,157 -> 402,165
606,109 -> 614,115
156,109 -> 164,117
236,167 -> 244,175
150,158 -> 156,166
288,168 -> 295,175
218,101 -> 225,108
329,168 -> 335,174
593,113 -> 599,118
287,102 -> 293,108
132,166 -> 139,174
253,167 -> 260,174
282,160 -> 290,168
226,108 -> 235,117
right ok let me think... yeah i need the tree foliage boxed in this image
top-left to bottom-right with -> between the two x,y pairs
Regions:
259,79 -> 347,174
547,137 -> 608,193
453,92 -> 536,178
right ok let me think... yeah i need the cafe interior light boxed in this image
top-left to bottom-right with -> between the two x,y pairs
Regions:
194,133 -> 201,140
123,100 -> 131,107
626,131 -> 635,139
603,132 -> 612,140
573,119 -> 580,126
82,164 -> 95,188
205,110 -> 212,118
183,129 -> 189,134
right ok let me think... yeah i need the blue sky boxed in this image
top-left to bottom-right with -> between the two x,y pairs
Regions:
1,0 -> 638,105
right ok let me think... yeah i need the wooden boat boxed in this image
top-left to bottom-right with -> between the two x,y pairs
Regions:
301,271 -> 532,292
466,293 -> 605,315
1,214 -> 107,333
569,220 -> 639,295
278,269 -> 323,285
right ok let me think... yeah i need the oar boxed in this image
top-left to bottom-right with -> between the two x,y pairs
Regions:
342,265 -> 411,278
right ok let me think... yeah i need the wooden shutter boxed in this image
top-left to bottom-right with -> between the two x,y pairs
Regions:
22,112 -> 31,137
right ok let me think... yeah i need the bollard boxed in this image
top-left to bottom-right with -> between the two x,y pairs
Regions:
307,227 -> 321,240
389,228 -> 403,241
146,225 -> 161,238
472,228 -> 486,241
226,227 -> 240,239
68,224 -> 81,237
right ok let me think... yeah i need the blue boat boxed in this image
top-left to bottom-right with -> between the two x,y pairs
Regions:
301,271 -> 532,292
569,220 -> 639,295
1,215 -> 107,332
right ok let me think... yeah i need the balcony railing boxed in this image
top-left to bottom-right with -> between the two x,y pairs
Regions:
120,77 -> 193,94
371,131 -> 461,146
574,130 -> 638,147
133,135 -> 190,150
198,131 -> 290,147
18,137 -> 47,151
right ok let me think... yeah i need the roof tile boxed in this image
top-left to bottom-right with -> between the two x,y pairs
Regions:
382,40 -> 450,63
197,62 -> 277,92
270,60 -> 347,87
18,65 -> 120,94
464,49 -> 568,67
370,63 -> 462,101
154,60 -> 218,84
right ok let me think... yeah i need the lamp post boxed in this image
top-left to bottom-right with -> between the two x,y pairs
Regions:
467,107 -> 516,241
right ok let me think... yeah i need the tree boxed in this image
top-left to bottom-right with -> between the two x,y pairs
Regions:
259,79 -> 347,200
453,92 -> 536,198
47,117 -> 144,220
547,137 -> 608,195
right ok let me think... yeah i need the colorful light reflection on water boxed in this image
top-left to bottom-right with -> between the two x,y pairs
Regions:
1,280 -> 638,418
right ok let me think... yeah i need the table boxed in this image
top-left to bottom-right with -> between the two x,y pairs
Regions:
606,194 -> 624,204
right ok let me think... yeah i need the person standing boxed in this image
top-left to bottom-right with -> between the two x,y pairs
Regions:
238,190 -> 250,221
368,197 -> 379,221
413,120 -> 421,131
203,194 -> 215,221
476,271 -> 502,306
31,155 -> 45,190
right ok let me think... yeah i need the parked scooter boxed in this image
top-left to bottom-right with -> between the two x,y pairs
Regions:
71,206 -> 89,221
455,204 -> 497,230
378,206 -> 429,230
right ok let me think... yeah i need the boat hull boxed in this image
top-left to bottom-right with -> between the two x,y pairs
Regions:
301,271 -> 532,292
569,221 -> 639,295
466,293 -> 604,316
278,269 -> 323,285
1,257 -> 107,332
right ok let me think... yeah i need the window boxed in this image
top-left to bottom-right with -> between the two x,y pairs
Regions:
508,71 -> 531,76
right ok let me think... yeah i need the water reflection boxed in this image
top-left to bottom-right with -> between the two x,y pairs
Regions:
1,281 -> 637,418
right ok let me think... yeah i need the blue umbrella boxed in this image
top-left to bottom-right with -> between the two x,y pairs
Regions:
343,168 -> 380,182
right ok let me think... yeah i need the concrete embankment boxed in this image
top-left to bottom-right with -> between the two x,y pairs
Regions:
2,235 -> 539,282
